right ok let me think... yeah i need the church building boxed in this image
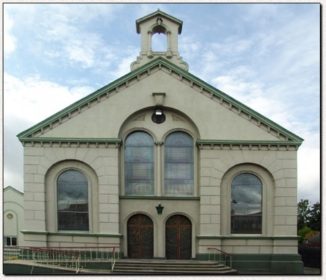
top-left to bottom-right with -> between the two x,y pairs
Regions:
18,10 -> 304,274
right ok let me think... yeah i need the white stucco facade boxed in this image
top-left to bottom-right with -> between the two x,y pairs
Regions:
17,10 -> 303,273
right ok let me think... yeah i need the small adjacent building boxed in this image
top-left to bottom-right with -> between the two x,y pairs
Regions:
4,186 -> 24,247
17,10 -> 304,274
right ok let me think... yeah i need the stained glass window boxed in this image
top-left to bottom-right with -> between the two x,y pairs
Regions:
125,131 -> 154,195
57,170 -> 89,231
231,173 -> 262,234
164,132 -> 194,196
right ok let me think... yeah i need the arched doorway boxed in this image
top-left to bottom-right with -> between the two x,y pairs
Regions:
166,215 -> 192,259
127,214 -> 153,259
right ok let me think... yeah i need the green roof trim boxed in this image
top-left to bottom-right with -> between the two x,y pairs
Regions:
19,137 -> 121,145
197,139 -> 302,148
17,57 -> 303,144
136,9 -> 183,34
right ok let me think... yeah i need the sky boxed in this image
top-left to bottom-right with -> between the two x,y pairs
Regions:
3,3 -> 320,203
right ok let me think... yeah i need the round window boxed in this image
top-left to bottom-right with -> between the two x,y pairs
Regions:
7,213 -> 13,219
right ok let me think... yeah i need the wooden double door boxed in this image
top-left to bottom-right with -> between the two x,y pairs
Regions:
127,214 -> 192,259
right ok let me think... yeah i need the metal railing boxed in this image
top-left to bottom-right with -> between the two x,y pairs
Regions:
4,246 -> 120,273
3,247 -> 21,260
207,247 -> 232,268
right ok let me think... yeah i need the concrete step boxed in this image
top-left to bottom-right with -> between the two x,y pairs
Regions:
113,259 -> 237,275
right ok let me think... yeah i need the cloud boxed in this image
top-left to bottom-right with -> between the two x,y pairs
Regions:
212,70 -> 302,139
213,70 -> 262,99
115,51 -> 140,77
179,36 -> 201,58
298,145 -> 320,203
295,127 -> 320,204
135,3 -> 166,18
211,64 -> 320,204
65,41 -> 96,69
5,4 -> 127,71
4,126 -> 24,191
4,12 -> 16,56
4,72 -> 96,191
43,20 -> 110,70
4,73 -> 93,125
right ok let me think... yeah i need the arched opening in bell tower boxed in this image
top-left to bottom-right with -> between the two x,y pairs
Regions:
151,24 -> 168,52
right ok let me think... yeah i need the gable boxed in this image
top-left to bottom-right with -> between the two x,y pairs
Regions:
136,10 -> 183,33
4,186 -> 24,204
17,57 -> 303,148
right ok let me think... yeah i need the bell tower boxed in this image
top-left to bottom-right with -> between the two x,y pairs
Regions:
131,10 -> 189,71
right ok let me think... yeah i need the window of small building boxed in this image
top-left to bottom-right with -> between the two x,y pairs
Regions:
231,173 -> 262,234
164,132 -> 194,196
57,170 -> 89,231
125,131 -> 154,195
4,236 -> 17,247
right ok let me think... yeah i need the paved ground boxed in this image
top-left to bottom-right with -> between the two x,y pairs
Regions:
304,267 -> 321,275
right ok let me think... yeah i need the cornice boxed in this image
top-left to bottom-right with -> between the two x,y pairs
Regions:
197,139 -> 301,150
20,137 -> 121,148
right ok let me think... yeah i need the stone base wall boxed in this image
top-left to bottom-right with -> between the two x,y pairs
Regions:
197,253 -> 304,274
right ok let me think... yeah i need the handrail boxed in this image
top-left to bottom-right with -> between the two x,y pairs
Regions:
22,246 -> 119,250
5,246 -> 120,273
111,247 -> 116,271
207,247 -> 232,268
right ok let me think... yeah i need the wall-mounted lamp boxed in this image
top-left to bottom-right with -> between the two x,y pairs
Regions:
152,107 -> 166,124
155,203 -> 164,215
154,108 -> 163,116
152,92 -> 166,124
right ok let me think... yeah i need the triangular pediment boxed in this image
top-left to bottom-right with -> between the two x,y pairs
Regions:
17,57 -> 303,147
136,9 -> 183,34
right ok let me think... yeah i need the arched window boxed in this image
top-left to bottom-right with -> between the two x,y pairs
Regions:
231,173 -> 262,234
125,131 -> 154,195
57,170 -> 89,231
164,132 -> 194,196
